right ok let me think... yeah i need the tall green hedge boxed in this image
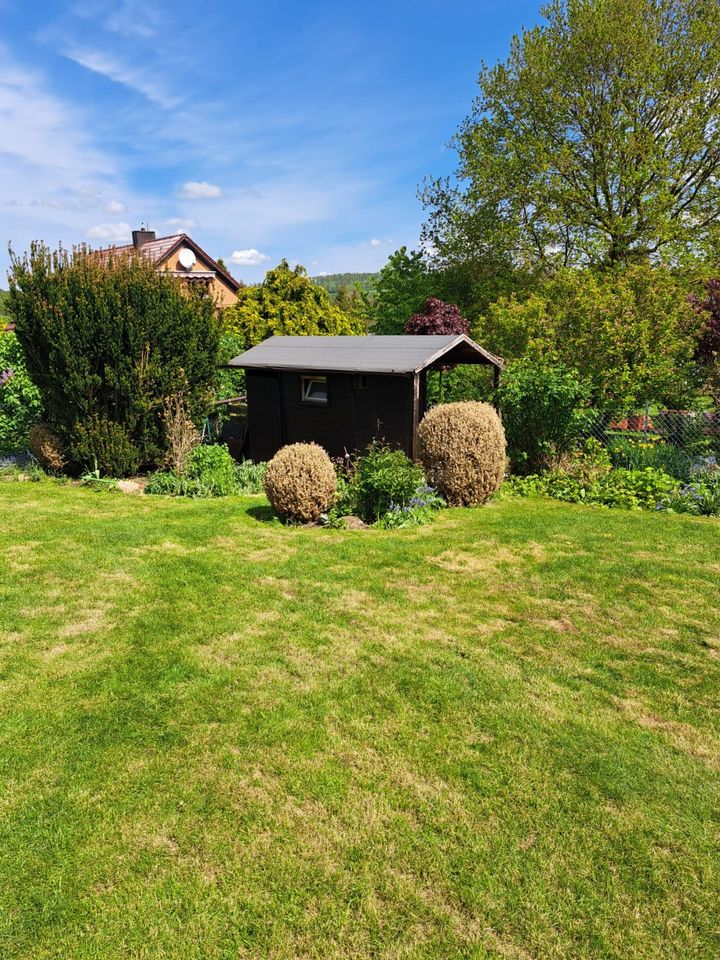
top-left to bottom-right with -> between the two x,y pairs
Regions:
9,242 -> 221,475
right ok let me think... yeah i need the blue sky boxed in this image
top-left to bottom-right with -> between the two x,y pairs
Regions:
0,0 -> 541,284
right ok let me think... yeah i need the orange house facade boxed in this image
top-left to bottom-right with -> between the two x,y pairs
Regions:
97,228 -> 241,308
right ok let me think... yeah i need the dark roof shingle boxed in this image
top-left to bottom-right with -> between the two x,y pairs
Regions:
229,335 -> 502,374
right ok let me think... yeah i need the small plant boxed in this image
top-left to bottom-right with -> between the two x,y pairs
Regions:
350,443 -> 425,522
28,424 -> 65,474
417,401 -> 506,506
264,443 -> 337,523
185,444 -> 237,496
657,459 -> 720,516
162,393 -> 200,474
234,459 -> 267,494
375,486 -> 446,528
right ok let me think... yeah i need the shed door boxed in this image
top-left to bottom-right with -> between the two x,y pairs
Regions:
248,372 -> 284,462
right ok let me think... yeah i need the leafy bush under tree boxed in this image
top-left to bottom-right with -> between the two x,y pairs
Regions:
497,359 -> 592,474
9,243 -> 221,476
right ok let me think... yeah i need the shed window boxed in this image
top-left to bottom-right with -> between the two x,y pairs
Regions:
301,375 -> 328,405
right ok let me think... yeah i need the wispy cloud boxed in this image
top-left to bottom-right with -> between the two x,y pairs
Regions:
229,248 -> 270,266
63,47 -> 179,108
180,181 -> 223,200
166,217 -> 197,230
87,221 -> 131,242
106,200 -> 126,213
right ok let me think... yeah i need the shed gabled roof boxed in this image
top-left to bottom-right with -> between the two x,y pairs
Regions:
228,335 -> 503,375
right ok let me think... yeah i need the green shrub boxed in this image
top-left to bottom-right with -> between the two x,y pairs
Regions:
9,242 -> 221,475
349,443 -> 425,522
71,415 -> 140,477
186,444 -> 237,496
417,401 -> 506,506
0,331 -> 43,453
264,443 -> 337,523
234,459 -> 266,494
497,359 -> 593,474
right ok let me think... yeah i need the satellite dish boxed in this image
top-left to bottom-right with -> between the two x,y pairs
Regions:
178,248 -> 196,270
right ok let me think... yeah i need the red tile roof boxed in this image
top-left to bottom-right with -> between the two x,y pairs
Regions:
92,233 -> 241,292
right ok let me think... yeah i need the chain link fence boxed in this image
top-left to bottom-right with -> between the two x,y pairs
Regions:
583,405 -> 720,479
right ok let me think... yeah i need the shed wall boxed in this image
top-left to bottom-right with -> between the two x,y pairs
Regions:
246,369 -> 416,461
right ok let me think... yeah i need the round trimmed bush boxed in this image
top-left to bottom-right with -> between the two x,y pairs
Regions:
28,424 -> 65,474
417,401 -> 506,506
264,443 -> 337,523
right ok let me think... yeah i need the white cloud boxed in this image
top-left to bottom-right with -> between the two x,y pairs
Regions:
106,199 -> 126,213
370,238 -> 382,247
87,221 -> 132,242
180,181 -> 223,199
229,248 -> 270,266
166,217 -> 196,230
64,47 -> 179,109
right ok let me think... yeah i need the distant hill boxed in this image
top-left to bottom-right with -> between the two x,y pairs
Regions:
311,273 -> 376,298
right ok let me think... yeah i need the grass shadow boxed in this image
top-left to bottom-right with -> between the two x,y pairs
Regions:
245,503 -> 278,524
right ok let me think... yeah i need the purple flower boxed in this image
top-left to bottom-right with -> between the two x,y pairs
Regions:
0,369 -> 14,387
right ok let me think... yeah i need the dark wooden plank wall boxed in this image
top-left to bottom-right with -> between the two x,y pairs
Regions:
247,369 -> 417,460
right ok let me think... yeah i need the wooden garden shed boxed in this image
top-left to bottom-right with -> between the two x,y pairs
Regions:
228,334 -> 503,462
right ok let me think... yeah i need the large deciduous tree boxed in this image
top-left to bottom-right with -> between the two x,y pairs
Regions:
422,0 -> 720,270
691,277 -> 720,404
224,260 -> 364,346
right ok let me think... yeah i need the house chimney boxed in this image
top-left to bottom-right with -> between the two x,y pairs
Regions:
132,226 -> 156,248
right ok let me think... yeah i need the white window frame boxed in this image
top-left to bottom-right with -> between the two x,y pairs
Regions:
301,375 -> 329,405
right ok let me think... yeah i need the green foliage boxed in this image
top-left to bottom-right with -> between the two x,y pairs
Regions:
186,444 -> 237,496
608,436 -> 694,481
0,331 -> 43,453
71,415 -> 140,477
508,466 -> 679,510
233,459 -> 266,494
348,443 -> 426,522
480,264 -> 705,410
422,0 -> 720,270
373,487 -> 446,529
224,260 -> 364,346
9,242 -> 221,475
657,456 -> 720,515
0,289 -> 10,318
144,470 -> 211,498
365,248 -> 436,334
497,359 -> 593,473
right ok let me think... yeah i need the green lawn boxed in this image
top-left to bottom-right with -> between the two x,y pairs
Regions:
1,483 -> 719,960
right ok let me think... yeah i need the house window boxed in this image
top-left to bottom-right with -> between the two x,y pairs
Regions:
301,375 -> 329,405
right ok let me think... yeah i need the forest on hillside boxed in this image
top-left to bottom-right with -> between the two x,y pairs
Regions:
311,273 -> 376,297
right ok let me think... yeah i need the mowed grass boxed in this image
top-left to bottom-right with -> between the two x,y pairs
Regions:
1,483 -> 719,960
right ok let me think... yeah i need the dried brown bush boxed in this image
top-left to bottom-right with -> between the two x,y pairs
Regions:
29,424 -> 65,474
162,393 -> 200,474
417,401 -> 506,506
264,443 -> 337,523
